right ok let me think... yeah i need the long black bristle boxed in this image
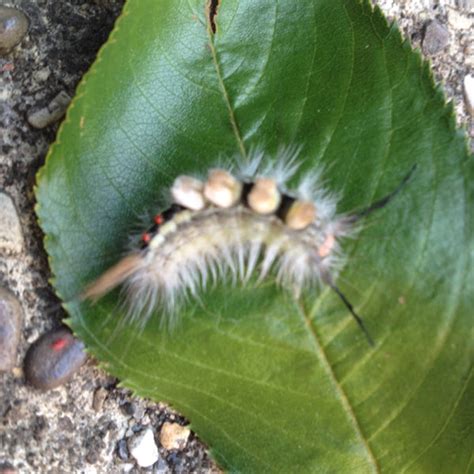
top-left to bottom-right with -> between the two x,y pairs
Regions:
328,282 -> 375,347
348,164 -> 417,222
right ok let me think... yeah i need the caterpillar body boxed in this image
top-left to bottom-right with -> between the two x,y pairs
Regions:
81,150 -> 415,344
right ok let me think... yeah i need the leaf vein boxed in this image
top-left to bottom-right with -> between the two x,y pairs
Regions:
207,11 -> 247,158
400,365 -> 472,473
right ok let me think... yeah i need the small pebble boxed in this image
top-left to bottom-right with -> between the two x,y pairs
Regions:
92,386 -> 108,411
27,91 -> 71,129
464,74 -> 474,116
132,404 -> 146,421
0,192 -> 24,254
57,416 -> 73,432
456,0 -> 474,10
0,287 -> 23,372
422,20 -> 449,56
120,401 -> 136,416
116,438 -> 129,460
33,67 -> 51,83
131,423 -> 143,433
0,461 -> 17,474
153,457 -> 170,473
447,7 -> 473,30
11,367 -> 22,378
159,422 -> 190,451
24,327 -> 87,390
128,428 -> 159,468
118,464 -> 134,473
0,7 -> 29,53
85,450 -> 99,465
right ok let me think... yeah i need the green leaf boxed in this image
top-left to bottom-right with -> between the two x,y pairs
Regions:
35,0 -> 473,472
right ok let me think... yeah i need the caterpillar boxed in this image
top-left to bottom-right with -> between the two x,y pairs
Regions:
81,149 -> 415,345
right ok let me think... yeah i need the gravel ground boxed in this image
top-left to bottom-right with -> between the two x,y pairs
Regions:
0,1 -> 472,473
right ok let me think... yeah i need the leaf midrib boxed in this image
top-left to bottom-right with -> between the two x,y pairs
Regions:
295,300 -> 380,473
207,14 -> 247,160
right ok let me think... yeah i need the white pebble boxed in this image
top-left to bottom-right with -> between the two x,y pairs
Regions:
27,90 -> 71,129
447,7 -> 472,30
0,193 -> 23,254
128,428 -> 159,468
464,74 -> 474,116
119,463 -> 134,473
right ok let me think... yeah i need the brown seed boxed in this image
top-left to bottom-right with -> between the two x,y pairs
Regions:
285,200 -> 316,230
247,178 -> 281,214
204,169 -> 242,208
24,328 -> 87,390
